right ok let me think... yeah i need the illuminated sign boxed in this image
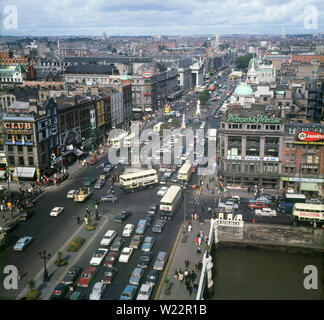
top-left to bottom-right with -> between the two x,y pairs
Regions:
297,131 -> 324,142
3,122 -> 32,130
143,71 -> 153,78
227,113 -> 281,124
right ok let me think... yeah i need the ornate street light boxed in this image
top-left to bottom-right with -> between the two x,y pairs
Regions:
39,250 -> 51,282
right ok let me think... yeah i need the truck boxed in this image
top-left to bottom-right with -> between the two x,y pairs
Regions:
255,208 -> 277,217
73,188 -> 92,202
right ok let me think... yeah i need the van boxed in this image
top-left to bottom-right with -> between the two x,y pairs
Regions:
153,251 -> 168,271
100,230 -> 117,246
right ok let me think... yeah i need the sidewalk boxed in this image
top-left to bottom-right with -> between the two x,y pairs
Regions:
156,219 -> 210,300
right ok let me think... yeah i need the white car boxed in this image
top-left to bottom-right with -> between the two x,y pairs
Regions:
136,283 -> 153,300
157,187 -> 168,197
50,207 -> 64,217
100,230 -> 117,246
89,282 -> 106,300
90,248 -> 108,266
67,190 -> 78,199
255,208 -> 277,217
122,224 -> 134,237
119,247 -> 133,263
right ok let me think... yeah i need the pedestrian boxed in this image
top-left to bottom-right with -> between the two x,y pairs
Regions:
77,217 -> 80,225
198,236 -> 202,246
69,285 -> 74,294
185,259 -> 190,268
191,270 -> 196,283
188,284 -> 193,296
196,246 -> 201,255
204,235 -> 208,243
184,280 -> 189,291
174,269 -> 179,280
191,213 -> 194,221
193,282 -> 198,293
195,237 -> 199,246
178,272 -> 184,282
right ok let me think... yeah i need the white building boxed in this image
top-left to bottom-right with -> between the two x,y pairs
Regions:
110,92 -> 124,126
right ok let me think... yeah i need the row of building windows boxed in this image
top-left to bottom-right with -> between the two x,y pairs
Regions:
8,156 -> 34,166
223,123 -> 281,131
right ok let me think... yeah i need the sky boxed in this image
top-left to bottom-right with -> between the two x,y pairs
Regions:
0,0 -> 323,36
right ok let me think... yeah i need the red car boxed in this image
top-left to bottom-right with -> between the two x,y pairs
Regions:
104,251 -> 118,268
90,158 -> 99,165
101,267 -> 117,284
248,202 -> 269,209
76,267 -> 97,287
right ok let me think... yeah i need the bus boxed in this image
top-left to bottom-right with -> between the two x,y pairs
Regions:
119,169 -> 158,193
291,203 -> 324,227
160,185 -> 182,220
278,193 -> 306,213
110,132 -> 129,149
178,163 -> 192,182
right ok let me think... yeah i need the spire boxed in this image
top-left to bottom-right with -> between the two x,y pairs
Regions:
181,113 -> 186,129
196,99 -> 201,117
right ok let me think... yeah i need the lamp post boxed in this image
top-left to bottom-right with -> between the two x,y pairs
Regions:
39,250 -> 51,282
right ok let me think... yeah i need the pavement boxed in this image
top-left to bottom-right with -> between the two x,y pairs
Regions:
156,219 -> 210,300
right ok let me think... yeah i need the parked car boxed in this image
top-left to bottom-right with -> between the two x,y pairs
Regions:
153,251 -> 168,271
103,165 -> 114,173
152,219 -> 167,233
306,198 -> 323,205
19,210 -> 34,221
148,204 -> 158,215
159,176 -> 168,185
67,189 -> 78,199
135,219 -> 147,235
144,214 -> 153,225
89,282 -> 106,300
90,248 -> 108,266
101,194 -> 118,203
122,224 -> 135,237
13,236 -> 33,251
141,237 -> 155,252
137,283 -> 153,300
104,251 -> 119,267
77,267 -> 97,288
62,266 -> 82,285
119,247 -> 133,263
114,210 -> 131,223
120,284 -> 138,300
130,234 -> 144,249
111,237 -> 125,252
138,252 -> 153,269
49,283 -> 69,300
94,179 -> 105,189
248,202 -> 269,209
101,267 -> 117,284
100,230 -> 116,246
50,206 -> 64,217
0,221 -> 19,235
129,267 -> 144,286
146,269 -> 159,287
157,186 -> 168,197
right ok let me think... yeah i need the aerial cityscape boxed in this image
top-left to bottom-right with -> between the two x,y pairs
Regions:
0,0 -> 323,305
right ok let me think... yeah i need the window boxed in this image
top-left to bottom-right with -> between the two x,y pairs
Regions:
8,145 -> 13,152
18,145 -> 23,153
9,156 -> 15,165
27,146 -> 33,153
314,156 -> 319,164
29,157 -> 34,166
19,156 -> 24,166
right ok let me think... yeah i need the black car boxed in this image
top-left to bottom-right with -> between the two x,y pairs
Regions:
49,283 -> 69,300
152,219 -> 167,233
82,177 -> 96,186
111,237 -> 125,252
146,269 -> 159,286
19,210 -> 34,221
148,204 -> 158,215
114,210 -> 131,223
138,252 -> 153,269
1,221 -> 19,235
145,214 -> 153,225
62,266 -> 82,285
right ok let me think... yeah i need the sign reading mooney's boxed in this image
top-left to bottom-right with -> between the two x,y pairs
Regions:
227,113 -> 281,124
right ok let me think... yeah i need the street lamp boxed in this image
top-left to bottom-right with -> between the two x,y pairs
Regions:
39,250 -> 51,282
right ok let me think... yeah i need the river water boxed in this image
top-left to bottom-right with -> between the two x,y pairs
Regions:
210,247 -> 323,300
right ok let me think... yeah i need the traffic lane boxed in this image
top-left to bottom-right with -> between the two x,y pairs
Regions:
69,186 -> 186,300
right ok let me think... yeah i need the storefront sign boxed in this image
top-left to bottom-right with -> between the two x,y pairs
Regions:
281,177 -> 324,183
143,71 -> 153,78
3,122 -> 32,130
297,131 -> 324,142
245,156 -> 260,160
294,141 -> 324,145
227,155 -> 242,160
227,113 -> 281,124
263,157 -> 279,161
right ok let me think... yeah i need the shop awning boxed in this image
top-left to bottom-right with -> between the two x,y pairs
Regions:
73,148 -> 84,157
300,182 -> 318,192
13,167 -> 36,178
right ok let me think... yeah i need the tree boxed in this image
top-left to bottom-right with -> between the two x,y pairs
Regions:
202,41 -> 208,48
198,90 -> 211,106
234,53 -> 253,70
111,47 -> 117,53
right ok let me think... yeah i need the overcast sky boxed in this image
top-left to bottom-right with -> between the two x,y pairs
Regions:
0,0 -> 323,36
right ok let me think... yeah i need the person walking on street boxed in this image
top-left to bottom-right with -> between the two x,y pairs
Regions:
195,237 -> 199,246
77,216 -> 80,225
188,284 -> 193,296
185,259 -> 190,268
198,236 -> 202,246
